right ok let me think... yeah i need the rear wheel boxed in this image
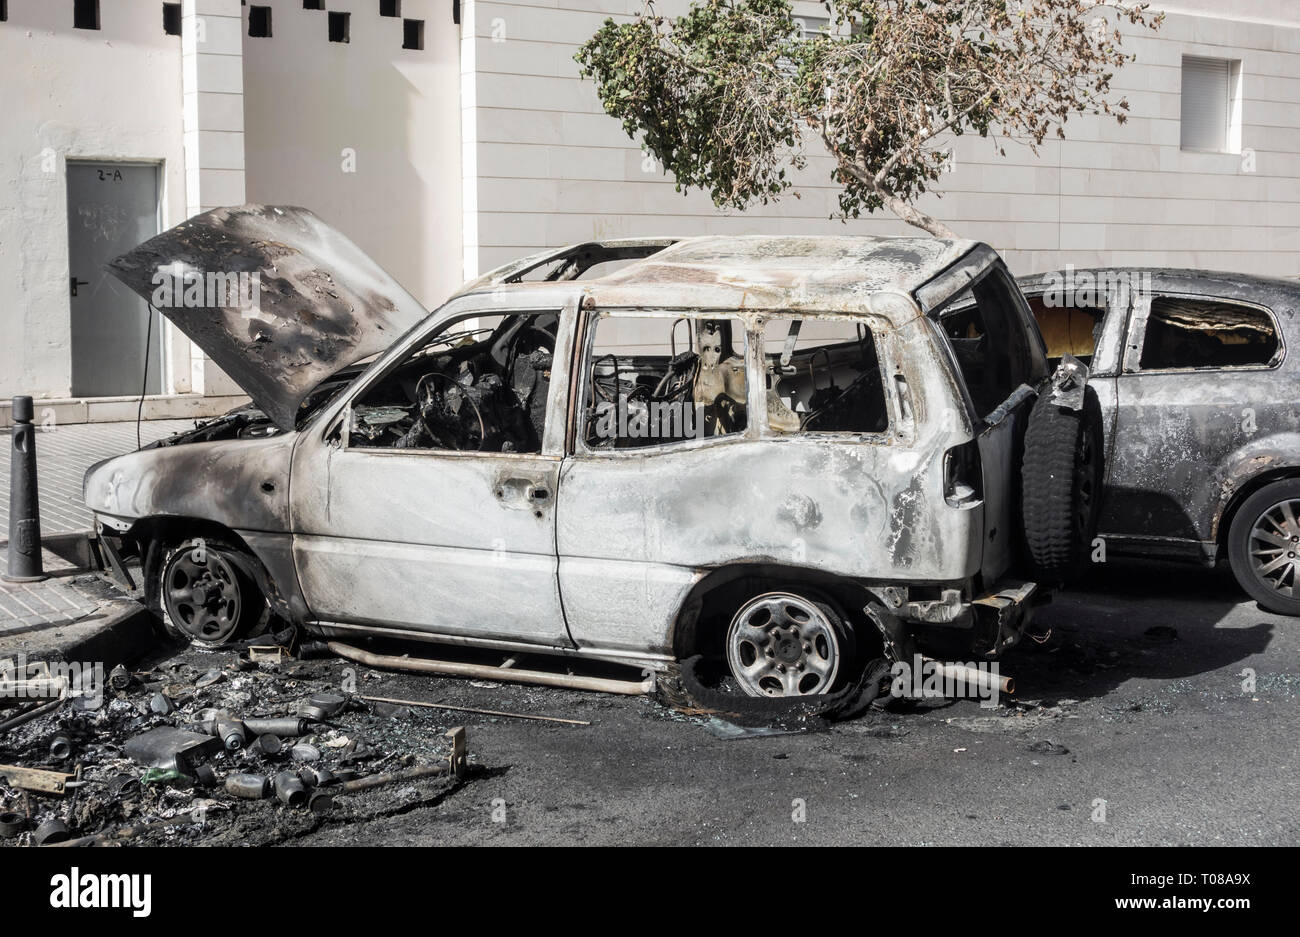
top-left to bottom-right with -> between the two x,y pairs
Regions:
156,537 -> 267,647
725,591 -> 853,698
1228,479 -> 1300,616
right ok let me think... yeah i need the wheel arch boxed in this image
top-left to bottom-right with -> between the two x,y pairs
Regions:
123,516 -> 304,624
1215,463 -> 1300,552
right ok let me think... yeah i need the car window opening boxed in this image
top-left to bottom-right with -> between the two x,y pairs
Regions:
761,317 -> 888,434
1139,297 -> 1279,370
350,312 -> 557,452
1028,296 -> 1104,368
585,315 -> 747,449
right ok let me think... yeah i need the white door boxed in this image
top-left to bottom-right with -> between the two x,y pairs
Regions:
66,162 -> 163,396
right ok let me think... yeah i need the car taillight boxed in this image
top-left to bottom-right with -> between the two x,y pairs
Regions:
943,439 -> 983,507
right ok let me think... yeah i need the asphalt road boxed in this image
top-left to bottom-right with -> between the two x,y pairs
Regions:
281,558 -> 1299,847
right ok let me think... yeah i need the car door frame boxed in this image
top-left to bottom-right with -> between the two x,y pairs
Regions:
924,261 -> 1048,584
287,285 -> 584,649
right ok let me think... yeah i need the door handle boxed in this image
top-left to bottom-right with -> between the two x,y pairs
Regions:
527,485 -> 551,501
70,276 -> 90,297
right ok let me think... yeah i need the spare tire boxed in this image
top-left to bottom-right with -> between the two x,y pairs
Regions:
1020,387 -> 1103,583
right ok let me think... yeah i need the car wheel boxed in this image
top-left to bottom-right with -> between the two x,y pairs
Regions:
724,591 -> 853,698
1021,387 -> 1104,584
1228,479 -> 1300,616
156,537 -> 266,648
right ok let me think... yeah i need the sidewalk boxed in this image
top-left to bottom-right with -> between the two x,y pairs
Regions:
0,418 -> 193,538
1,419 -> 192,637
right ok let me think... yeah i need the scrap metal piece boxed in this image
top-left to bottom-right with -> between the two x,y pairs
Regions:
48,735 -> 73,761
122,727 -> 223,775
298,766 -> 335,788
94,531 -> 137,592
302,692 -> 346,717
972,580 -> 1040,656
446,727 -> 467,779
33,819 -> 70,846
1047,353 -> 1090,411
358,694 -> 591,726
244,716 -> 309,737
225,773 -> 270,799
254,733 -> 283,756
0,764 -> 76,795
108,664 -> 132,691
274,771 -> 307,807
248,646 -> 288,663
107,774 -> 142,799
327,642 -> 656,695
291,743 -> 321,763
215,719 -> 247,752
0,811 -> 26,838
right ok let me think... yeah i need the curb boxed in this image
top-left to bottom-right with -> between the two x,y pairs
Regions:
0,599 -> 158,675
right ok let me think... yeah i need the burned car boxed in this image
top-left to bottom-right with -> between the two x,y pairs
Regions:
1018,268 -> 1300,616
84,206 -> 1100,700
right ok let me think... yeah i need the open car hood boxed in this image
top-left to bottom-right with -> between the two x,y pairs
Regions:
107,205 -> 428,431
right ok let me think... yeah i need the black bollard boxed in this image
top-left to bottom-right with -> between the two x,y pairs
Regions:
4,396 -> 47,583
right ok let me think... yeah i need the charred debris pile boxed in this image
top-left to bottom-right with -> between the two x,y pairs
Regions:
0,646 -> 469,847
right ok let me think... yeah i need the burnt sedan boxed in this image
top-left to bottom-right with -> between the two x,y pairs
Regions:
82,206 -> 1099,699
1018,267 -> 1300,615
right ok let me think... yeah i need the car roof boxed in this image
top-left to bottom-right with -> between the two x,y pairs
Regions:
1017,267 -> 1300,299
459,235 -> 992,323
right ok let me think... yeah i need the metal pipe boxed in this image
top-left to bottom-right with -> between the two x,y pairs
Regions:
326,642 -> 655,696
359,694 -> 591,726
0,697 -> 64,735
928,659 -> 1014,695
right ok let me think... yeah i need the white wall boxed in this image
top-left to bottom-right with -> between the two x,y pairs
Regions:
460,0 -> 1300,280
0,0 -> 189,401
241,0 -> 463,312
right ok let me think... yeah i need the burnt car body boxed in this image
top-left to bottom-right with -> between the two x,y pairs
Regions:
84,206 -> 1095,699
1018,267 -> 1300,614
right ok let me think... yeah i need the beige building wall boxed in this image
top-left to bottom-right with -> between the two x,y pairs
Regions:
459,0 -> 1300,280
0,0 -> 190,405
241,0 -> 464,312
1,0 -> 1297,422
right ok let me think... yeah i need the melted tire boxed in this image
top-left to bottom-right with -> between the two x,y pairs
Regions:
660,655 -> 891,725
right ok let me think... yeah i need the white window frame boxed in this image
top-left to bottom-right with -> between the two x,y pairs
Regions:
1180,55 -> 1243,155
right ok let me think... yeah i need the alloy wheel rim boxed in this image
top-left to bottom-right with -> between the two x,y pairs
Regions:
726,593 -> 841,698
1248,499 -> 1300,597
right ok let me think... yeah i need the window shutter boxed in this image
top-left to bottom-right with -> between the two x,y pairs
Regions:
1181,56 -> 1231,152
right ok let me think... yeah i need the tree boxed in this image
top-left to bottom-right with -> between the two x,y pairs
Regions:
576,0 -> 1163,237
